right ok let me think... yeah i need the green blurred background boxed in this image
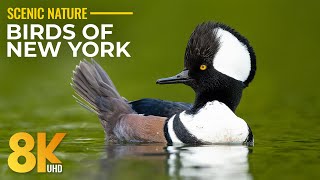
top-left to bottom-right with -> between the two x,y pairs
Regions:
0,0 -> 319,179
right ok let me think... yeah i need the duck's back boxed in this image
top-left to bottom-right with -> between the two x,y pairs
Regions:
130,98 -> 192,118
165,101 -> 253,145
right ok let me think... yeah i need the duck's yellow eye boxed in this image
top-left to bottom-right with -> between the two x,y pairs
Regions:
200,64 -> 207,71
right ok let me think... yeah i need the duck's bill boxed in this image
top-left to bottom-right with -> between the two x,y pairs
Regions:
156,69 -> 191,84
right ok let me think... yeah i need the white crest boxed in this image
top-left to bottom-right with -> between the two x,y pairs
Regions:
213,28 -> 251,82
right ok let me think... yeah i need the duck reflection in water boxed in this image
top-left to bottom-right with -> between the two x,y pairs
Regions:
166,145 -> 252,180
98,144 -> 252,180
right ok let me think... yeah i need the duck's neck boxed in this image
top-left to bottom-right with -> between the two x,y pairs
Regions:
190,83 -> 244,113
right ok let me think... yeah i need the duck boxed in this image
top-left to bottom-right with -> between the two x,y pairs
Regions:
71,21 -> 256,146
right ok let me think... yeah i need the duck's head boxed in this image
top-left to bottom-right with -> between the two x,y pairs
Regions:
157,22 -> 256,112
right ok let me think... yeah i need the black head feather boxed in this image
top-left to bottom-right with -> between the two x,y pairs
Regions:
184,21 -> 256,87
181,22 -> 257,112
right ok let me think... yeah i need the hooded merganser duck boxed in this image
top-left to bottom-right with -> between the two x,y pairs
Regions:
71,21 -> 256,146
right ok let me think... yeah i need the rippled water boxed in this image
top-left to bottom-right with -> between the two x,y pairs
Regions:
82,144 -> 252,180
0,103 -> 319,180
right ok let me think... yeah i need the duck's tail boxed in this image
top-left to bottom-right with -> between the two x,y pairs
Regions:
71,59 -> 135,142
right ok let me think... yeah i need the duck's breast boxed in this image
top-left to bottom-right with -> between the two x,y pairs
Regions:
166,101 -> 250,144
